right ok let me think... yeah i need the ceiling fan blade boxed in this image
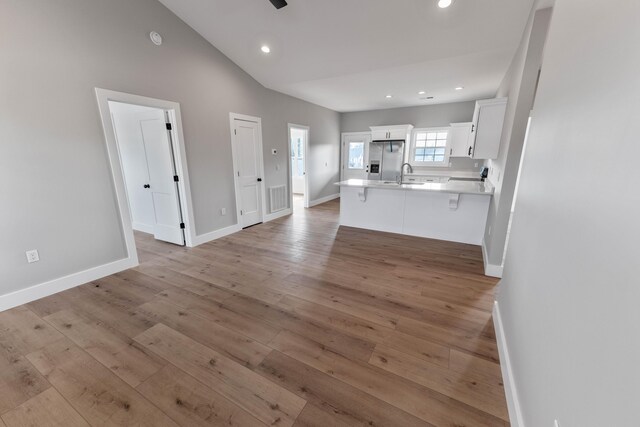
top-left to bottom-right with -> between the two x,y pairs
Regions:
268,0 -> 288,9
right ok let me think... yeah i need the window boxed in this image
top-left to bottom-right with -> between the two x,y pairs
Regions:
291,136 -> 304,177
348,141 -> 365,169
412,128 -> 450,166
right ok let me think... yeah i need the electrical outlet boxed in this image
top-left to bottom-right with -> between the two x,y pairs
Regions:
220,208 -> 226,216
474,162 -> 479,168
26,249 -> 39,263
276,164 -> 280,171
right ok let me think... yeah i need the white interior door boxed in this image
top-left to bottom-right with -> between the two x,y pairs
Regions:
140,117 -> 185,245
111,109 -> 157,234
342,133 -> 371,180
110,102 -> 185,246
234,119 -> 264,228
290,127 -> 306,194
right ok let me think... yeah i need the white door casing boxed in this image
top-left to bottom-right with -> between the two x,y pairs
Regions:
341,132 -> 371,180
230,114 -> 266,228
290,127 -> 307,195
96,88 -> 196,257
287,123 -> 310,209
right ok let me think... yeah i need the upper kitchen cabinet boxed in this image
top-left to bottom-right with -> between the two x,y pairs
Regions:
449,122 -> 473,157
468,98 -> 508,159
370,124 -> 414,141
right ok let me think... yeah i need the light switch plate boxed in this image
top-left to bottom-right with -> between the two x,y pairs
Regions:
26,249 -> 40,263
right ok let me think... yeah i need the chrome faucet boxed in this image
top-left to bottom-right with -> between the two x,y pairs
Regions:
400,163 -> 413,184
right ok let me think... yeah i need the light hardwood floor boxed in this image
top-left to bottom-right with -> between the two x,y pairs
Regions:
1,199 -> 508,426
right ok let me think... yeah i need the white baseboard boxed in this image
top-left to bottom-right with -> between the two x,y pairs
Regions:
192,224 -> 242,246
0,257 -> 138,313
309,193 -> 340,207
482,239 -> 504,278
494,301 -> 525,427
264,208 -> 292,223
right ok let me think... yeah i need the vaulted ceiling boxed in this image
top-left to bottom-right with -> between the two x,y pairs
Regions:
158,0 -> 535,112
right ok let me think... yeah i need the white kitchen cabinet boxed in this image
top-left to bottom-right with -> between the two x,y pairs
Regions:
449,122 -> 473,157
370,124 -> 414,141
468,98 -> 508,159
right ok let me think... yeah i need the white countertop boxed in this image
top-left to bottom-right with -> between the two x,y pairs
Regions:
335,179 -> 494,196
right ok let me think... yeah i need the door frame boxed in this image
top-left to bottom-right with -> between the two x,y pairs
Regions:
95,88 -> 196,257
229,113 -> 267,227
341,131 -> 372,181
287,123 -> 310,209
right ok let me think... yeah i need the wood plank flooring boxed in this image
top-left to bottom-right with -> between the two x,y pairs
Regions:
2,199 -> 508,426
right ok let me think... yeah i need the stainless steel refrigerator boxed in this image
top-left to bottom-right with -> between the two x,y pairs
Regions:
368,140 -> 405,182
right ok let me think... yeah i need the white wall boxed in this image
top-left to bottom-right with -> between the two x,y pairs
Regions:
0,0 -> 339,296
110,102 -> 165,234
498,0 -> 640,425
482,4 -> 553,268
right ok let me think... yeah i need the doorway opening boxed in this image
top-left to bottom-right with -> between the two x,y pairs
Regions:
288,124 -> 309,211
96,88 -> 196,264
230,113 -> 267,229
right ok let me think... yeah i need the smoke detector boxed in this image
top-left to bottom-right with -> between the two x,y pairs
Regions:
149,31 -> 163,46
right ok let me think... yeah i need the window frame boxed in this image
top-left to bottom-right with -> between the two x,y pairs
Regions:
410,127 -> 451,167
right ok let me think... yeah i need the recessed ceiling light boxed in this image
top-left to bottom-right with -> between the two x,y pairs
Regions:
455,86 -> 464,91
438,0 -> 453,8
418,91 -> 426,95
385,95 -> 393,99
261,45 -> 271,54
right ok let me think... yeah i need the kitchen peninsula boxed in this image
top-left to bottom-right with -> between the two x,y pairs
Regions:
336,179 -> 493,245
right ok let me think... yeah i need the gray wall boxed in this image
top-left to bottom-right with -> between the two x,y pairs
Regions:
0,0 -> 339,294
498,0 -> 640,425
340,101 -> 481,173
483,6 -> 552,266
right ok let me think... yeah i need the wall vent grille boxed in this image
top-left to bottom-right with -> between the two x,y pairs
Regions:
269,185 -> 287,213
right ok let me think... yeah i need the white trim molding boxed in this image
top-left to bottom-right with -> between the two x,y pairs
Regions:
192,224 -> 242,247
264,208 -> 292,223
309,193 -> 340,207
482,239 -> 504,278
493,301 -> 525,427
288,123 -> 310,209
0,257 -> 137,313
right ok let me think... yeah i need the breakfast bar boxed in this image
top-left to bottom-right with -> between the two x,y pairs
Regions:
336,179 -> 494,245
